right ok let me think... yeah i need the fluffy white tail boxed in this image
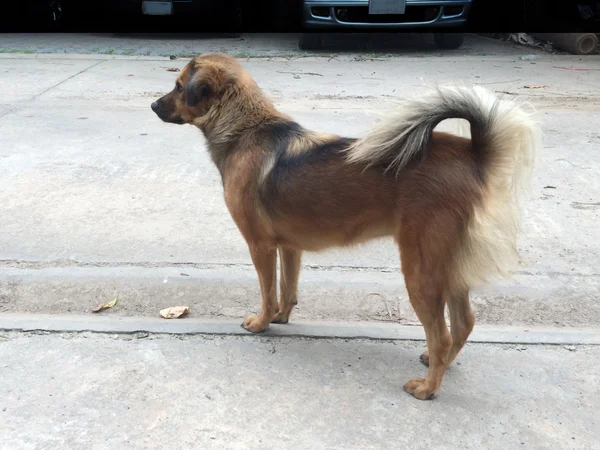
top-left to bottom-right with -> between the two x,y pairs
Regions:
346,85 -> 542,289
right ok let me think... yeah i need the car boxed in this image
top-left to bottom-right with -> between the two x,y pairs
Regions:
104,0 -> 241,30
43,0 -> 242,32
2,0 -> 64,30
299,0 -> 471,49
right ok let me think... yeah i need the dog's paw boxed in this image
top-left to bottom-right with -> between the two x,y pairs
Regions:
403,378 -> 437,400
420,351 -> 430,367
271,312 -> 290,324
242,315 -> 269,333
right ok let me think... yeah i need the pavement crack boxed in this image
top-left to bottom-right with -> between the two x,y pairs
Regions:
554,158 -> 591,170
0,60 -> 106,120
0,108 -> 14,120
32,60 -> 105,100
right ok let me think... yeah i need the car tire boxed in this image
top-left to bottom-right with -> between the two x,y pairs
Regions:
433,33 -> 464,50
299,33 -> 323,50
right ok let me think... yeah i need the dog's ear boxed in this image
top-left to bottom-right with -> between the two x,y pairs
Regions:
186,79 -> 212,107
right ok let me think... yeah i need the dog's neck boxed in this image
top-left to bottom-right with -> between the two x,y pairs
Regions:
193,83 -> 286,172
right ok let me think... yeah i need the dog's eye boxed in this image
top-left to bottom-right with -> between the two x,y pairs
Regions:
176,82 -> 183,93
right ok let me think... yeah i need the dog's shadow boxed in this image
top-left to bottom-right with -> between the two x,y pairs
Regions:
217,328 -> 476,402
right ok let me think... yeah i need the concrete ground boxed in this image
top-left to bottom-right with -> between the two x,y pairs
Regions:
0,33 -> 599,448
0,330 -> 598,450
0,32 -> 558,57
0,33 -> 599,327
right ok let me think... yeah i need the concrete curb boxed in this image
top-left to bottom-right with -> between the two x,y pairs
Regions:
0,313 -> 598,345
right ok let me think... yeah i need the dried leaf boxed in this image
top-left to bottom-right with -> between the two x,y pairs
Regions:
160,306 -> 189,319
524,84 -> 546,89
92,295 -> 119,313
166,67 -> 180,72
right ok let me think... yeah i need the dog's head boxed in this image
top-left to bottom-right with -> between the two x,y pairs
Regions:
151,53 -> 241,126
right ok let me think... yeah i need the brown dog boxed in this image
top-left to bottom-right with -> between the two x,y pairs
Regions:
151,53 -> 540,400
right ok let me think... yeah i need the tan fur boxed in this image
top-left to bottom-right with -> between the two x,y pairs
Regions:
345,84 -> 540,292
151,53 -> 542,401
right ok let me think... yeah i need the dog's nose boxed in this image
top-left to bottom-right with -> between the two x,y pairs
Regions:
151,101 -> 159,112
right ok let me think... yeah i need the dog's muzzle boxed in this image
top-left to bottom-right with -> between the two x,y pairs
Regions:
151,98 -> 184,124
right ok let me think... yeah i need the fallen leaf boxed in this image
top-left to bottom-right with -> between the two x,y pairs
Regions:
160,306 -> 189,319
92,295 -> 119,313
166,67 -> 180,72
524,84 -> 546,89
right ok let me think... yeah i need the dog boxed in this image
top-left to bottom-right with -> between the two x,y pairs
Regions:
151,53 -> 541,400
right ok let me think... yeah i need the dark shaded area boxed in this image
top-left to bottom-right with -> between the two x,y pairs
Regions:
1,0 -> 598,33
297,32 -> 464,52
468,0 -> 600,33
0,0 -> 243,33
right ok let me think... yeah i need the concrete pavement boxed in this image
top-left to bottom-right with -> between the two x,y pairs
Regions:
0,331 -> 598,449
0,33 -> 599,449
0,32 -> 556,58
1,36 -> 599,327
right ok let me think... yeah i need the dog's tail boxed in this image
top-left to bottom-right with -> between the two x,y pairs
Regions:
345,84 -> 541,290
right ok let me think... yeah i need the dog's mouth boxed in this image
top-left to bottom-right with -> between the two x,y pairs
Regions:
165,116 -> 185,125
151,100 -> 185,125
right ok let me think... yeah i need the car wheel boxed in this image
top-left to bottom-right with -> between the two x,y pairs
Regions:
299,33 -> 323,50
433,33 -> 464,50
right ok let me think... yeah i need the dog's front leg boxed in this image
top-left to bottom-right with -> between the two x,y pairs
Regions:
272,247 -> 302,324
242,243 -> 278,333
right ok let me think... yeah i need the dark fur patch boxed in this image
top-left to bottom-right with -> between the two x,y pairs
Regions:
260,125 -> 357,213
257,119 -> 354,175
187,82 -> 211,107
258,120 -> 305,158
276,137 -> 355,172
185,62 -> 210,107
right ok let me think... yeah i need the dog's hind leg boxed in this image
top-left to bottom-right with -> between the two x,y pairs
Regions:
242,244 -> 279,333
445,290 -> 475,366
272,247 -> 302,324
398,231 -> 453,400
420,289 -> 474,368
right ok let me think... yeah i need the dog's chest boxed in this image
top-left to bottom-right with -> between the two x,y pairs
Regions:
220,155 -> 265,235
